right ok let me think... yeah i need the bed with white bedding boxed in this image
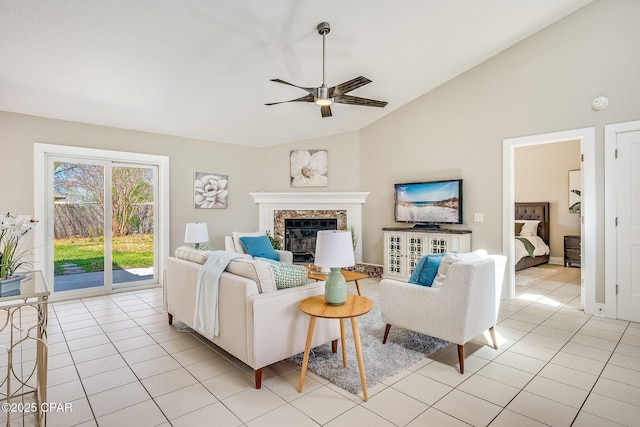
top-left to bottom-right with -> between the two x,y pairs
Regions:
514,202 -> 550,271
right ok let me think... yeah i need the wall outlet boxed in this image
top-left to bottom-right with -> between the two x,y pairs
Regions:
473,213 -> 484,222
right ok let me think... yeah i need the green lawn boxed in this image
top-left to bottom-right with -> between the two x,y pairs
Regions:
54,234 -> 154,275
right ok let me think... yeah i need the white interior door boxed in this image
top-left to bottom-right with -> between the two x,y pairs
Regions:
616,130 -> 640,322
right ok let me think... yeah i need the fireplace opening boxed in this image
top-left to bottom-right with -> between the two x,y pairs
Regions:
285,218 -> 338,263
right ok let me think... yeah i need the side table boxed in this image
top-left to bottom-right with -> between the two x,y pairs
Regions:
0,271 -> 50,427
298,294 -> 374,401
564,235 -> 581,267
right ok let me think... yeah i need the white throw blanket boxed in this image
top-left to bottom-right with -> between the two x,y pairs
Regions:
193,250 -> 242,339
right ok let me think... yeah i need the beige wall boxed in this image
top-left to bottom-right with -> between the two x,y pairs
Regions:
261,131 -> 360,192
0,112 -> 263,253
0,112 -> 361,254
515,141 -> 581,259
358,0 -> 640,306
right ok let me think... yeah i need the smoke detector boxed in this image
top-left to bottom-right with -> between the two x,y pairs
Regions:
592,96 -> 609,110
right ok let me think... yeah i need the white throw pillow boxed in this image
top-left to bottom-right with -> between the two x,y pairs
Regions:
516,220 -> 540,237
232,230 -> 266,254
431,249 -> 487,288
225,258 -> 277,293
175,246 -> 210,264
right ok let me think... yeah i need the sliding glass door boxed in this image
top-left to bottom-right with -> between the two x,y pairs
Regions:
49,156 -> 158,296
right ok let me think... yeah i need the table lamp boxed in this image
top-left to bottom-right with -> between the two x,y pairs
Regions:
184,222 -> 209,250
314,230 -> 355,306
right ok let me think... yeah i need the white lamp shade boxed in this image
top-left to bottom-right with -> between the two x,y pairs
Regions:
184,222 -> 209,243
314,230 -> 355,268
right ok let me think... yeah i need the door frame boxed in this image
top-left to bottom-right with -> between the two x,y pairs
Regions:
502,128 -> 596,315
604,120 -> 640,318
34,143 -> 170,300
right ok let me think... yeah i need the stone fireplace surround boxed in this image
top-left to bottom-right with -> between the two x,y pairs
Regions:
250,192 -> 369,263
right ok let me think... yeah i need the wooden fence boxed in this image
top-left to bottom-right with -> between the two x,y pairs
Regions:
54,203 -> 153,238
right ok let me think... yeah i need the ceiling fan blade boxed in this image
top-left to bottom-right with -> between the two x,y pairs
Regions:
270,79 -> 318,96
334,94 -> 387,108
329,76 -> 372,97
265,94 -> 314,106
321,105 -> 332,118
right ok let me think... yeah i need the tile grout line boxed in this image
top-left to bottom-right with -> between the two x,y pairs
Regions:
54,293 -> 171,425
487,269 -> 591,425
50,300 -> 99,426
568,321 -> 635,426
91,292 -> 247,425
81,293 -> 174,425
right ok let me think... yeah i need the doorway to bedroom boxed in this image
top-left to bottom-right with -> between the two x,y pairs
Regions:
514,141 -> 581,268
503,128 -> 595,314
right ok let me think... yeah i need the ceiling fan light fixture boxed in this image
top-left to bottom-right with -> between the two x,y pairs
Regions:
315,85 -> 333,106
315,97 -> 333,106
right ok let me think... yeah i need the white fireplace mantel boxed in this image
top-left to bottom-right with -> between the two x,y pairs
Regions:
250,192 -> 370,261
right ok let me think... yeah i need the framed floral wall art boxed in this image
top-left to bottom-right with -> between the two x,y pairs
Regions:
194,172 -> 228,209
290,150 -> 328,187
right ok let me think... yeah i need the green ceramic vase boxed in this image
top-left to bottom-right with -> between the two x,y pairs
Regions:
324,268 -> 347,306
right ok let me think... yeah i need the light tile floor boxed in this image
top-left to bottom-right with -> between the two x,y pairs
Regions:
4,266 -> 640,426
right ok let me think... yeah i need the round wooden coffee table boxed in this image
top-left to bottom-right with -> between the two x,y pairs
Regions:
297,294 -> 374,401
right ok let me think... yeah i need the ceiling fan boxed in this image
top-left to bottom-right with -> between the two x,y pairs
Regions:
266,22 -> 387,118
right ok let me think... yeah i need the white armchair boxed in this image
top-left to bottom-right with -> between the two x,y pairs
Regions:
380,253 -> 507,374
224,231 -> 294,264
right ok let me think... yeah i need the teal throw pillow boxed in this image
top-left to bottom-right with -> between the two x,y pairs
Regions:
408,253 -> 445,287
239,235 -> 279,261
257,258 -> 308,290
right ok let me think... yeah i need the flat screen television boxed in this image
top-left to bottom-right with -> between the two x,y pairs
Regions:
394,179 -> 463,228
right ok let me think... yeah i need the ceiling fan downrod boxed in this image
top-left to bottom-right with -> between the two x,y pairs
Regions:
317,22 -> 331,101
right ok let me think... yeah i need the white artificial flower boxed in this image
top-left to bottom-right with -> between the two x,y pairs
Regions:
290,150 -> 328,187
0,213 -> 38,279
194,175 -> 228,208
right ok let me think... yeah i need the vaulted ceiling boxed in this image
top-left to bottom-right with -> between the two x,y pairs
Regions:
0,0 -> 592,147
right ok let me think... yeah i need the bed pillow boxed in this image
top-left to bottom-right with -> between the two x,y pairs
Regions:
514,222 -> 524,235
431,249 -> 488,288
239,235 -> 279,261
516,220 -> 540,237
408,254 -> 445,287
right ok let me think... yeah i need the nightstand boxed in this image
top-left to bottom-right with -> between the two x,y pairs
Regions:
564,235 -> 581,267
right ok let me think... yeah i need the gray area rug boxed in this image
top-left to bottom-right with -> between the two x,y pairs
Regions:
290,296 -> 449,394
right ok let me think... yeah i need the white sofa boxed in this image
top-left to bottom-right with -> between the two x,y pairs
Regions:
380,253 -> 507,374
165,248 -> 339,388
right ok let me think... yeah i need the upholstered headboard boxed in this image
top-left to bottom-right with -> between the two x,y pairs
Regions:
515,202 -> 550,245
